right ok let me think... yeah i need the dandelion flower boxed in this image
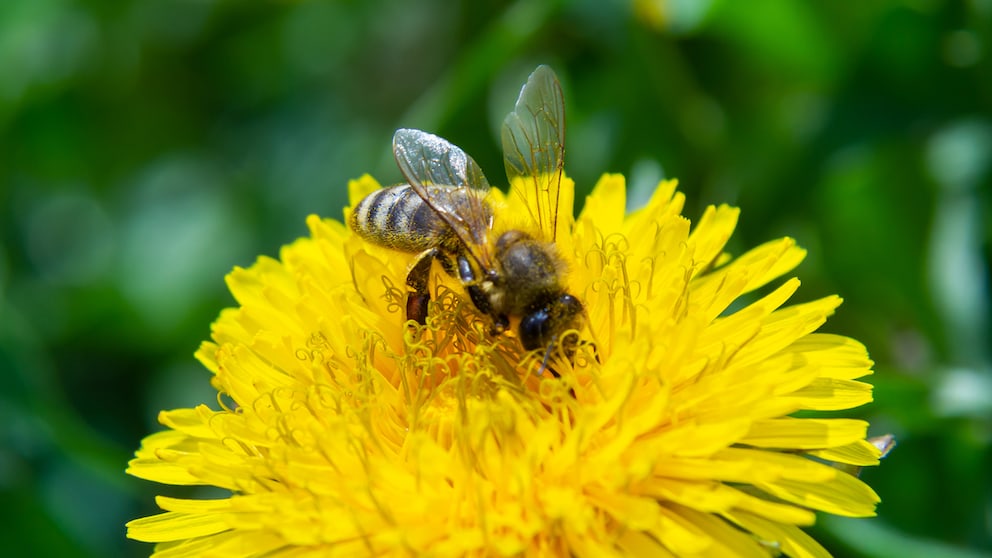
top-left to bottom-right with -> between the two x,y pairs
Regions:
127,69 -> 881,557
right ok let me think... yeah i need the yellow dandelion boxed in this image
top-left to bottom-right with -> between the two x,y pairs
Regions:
127,67 -> 881,557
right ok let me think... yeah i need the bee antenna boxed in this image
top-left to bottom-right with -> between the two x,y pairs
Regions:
538,336 -> 556,377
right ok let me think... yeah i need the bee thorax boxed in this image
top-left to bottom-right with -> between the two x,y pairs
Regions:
490,231 -> 563,316
496,232 -> 559,281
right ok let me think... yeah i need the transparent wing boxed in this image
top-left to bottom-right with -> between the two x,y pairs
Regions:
394,128 -> 491,194
393,128 -> 494,261
501,65 -> 565,242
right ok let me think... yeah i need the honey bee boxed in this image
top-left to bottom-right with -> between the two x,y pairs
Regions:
349,66 -> 583,366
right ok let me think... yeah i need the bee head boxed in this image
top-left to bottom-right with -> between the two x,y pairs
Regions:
518,293 -> 584,354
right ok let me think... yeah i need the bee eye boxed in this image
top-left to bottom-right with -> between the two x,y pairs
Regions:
519,294 -> 584,352
519,308 -> 551,351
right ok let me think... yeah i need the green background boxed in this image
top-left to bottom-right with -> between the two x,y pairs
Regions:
1,1 -> 989,556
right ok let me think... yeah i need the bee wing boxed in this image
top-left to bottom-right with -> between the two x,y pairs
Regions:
393,128 -> 495,261
501,65 -> 565,242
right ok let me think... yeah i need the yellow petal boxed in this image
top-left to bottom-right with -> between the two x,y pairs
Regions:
126,511 -> 230,543
788,378 -> 875,410
808,438 -> 883,466
739,418 -> 870,449
687,204 -> 740,277
577,173 -> 627,234
723,511 -> 832,558
346,173 -> 381,206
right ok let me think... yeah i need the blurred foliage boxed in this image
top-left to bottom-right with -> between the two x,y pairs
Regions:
0,0 -> 990,556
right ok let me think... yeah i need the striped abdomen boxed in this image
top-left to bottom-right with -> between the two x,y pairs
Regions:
349,184 -> 489,253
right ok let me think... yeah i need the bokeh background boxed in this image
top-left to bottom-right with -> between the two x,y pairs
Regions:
1,0 -> 990,556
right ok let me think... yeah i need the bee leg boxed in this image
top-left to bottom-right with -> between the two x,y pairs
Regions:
464,284 -> 508,335
405,248 -> 441,325
455,254 -> 507,335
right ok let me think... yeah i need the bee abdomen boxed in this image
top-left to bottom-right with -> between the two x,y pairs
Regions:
350,184 -> 451,253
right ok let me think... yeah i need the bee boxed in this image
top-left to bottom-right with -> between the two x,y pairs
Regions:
349,66 -> 584,366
